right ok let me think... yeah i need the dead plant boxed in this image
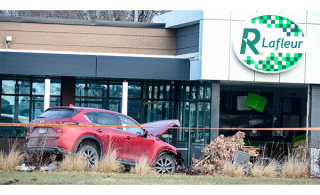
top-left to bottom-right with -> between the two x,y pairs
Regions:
223,161 -> 244,177
58,153 -> 87,172
281,155 -> 309,179
131,155 -> 155,174
192,131 -> 245,174
0,142 -> 24,171
262,160 -> 279,177
250,159 -> 279,178
94,140 -> 123,173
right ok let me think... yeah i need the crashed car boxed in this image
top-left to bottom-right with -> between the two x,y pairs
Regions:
26,105 -> 182,173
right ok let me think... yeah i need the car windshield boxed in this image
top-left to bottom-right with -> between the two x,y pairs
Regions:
37,109 -> 76,119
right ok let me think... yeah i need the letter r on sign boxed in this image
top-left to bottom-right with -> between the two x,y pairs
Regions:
240,28 -> 261,55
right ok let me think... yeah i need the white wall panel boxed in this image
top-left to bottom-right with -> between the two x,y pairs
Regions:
186,10 -> 194,22
254,72 -> 280,83
279,24 -> 306,83
203,10 -> 230,20
307,10 -> 320,24
180,10 -> 187,24
200,20 -> 230,80
257,10 -> 282,16
229,21 -> 255,81
305,24 -> 320,84
174,10 -> 181,25
282,10 -> 307,24
231,10 -> 257,21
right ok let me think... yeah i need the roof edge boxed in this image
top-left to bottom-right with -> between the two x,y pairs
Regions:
0,16 -> 166,29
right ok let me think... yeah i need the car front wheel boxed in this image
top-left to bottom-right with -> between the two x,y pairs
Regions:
154,154 -> 176,174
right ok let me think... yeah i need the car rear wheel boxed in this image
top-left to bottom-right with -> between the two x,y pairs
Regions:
154,154 -> 176,174
79,145 -> 99,168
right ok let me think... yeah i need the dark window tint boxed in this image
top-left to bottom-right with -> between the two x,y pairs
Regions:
38,109 -> 77,119
85,112 -> 118,126
97,113 -> 118,126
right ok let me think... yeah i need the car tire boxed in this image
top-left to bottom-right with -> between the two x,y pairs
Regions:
78,145 -> 99,168
154,154 -> 176,174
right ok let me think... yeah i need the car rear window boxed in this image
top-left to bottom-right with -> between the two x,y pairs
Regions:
37,108 -> 79,119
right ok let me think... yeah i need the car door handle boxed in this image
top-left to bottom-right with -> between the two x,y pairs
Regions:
126,136 -> 131,140
96,129 -> 102,133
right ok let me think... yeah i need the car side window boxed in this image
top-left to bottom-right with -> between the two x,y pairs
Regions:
97,112 -> 118,126
118,115 -> 144,135
85,112 -> 118,127
84,112 -> 98,124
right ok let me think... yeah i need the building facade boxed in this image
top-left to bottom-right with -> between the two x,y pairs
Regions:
0,11 -> 319,175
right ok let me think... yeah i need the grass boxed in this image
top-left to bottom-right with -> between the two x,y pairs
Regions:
94,144 -> 123,173
0,171 -> 320,185
0,143 -> 24,171
251,160 -> 279,178
223,162 -> 243,177
130,155 -> 154,174
58,153 -> 87,172
281,155 -> 309,179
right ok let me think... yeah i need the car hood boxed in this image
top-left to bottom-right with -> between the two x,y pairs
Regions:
141,119 -> 180,137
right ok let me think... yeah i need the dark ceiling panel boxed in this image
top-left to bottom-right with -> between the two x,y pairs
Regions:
97,56 -> 189,80
0,52 -> 96,77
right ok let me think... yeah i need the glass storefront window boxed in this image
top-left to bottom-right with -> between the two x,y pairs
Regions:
76,83 -> 108,97
128,84 -> 141,98
109,82 -> 122,98
109,99 -> 121,113
2,79 -> 31,95
75,98 -> 106,109
128,100 -> 141,122
206,82 -> 211,99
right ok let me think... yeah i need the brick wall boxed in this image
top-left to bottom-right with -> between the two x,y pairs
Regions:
0,22 -> 176,55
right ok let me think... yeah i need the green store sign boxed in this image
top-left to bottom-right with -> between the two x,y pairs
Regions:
233,15 -> 306,73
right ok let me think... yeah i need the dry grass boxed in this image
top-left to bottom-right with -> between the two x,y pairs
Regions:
0,142 -> 24,171
262,160 -> 279,177
131,155 -> 155,174
223,161 -> 244,177
250,161 -> 264,177
94,145 -> 123,173
281,155 -> 309,179
251,160 -> 279,178
58,153 -> 87,172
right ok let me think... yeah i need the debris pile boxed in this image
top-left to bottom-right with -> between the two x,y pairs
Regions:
191,131 -> 246,175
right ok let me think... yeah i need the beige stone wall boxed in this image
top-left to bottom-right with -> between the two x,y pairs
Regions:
0,22 -> 176,55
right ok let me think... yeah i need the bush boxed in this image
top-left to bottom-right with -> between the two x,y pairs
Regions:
0,142 -> 24,171
223,161 -> 244,177
58,153 -> 87,172
131,155 -> 154,174
281,155 -> 309,179
251,160 -> 279,178
94,148 -> 123,173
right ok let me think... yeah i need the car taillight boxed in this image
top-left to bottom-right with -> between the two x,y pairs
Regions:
56,121 -> 79,125
26,127 -> 30,139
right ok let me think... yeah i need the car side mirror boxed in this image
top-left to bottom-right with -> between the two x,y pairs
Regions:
143,129 -> 148,138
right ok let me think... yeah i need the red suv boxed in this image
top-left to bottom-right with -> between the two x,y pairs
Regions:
26,106 -> 181,173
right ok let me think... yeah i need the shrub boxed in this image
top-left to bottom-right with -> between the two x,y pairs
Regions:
131,155 -> 154,174
281,155 -> 309,179
94,148 -> 123,173
250,161 -> 264,177
223,161 -> 244,177
262,160 -> 279,177
58,153 -> 87,172
0,142 -> 24,171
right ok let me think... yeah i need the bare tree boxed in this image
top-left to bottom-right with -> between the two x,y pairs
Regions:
0,10 -> 171,22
